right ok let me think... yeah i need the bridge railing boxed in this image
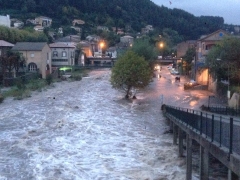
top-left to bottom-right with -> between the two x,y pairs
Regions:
163,105 -> 240,156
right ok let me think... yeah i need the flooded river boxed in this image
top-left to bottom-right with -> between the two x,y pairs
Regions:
0,67 -> 214,180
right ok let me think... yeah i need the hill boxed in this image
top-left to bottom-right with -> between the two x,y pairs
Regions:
0,0 -> 225,40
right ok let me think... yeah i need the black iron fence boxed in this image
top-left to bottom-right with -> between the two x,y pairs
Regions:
163,105 -> 240,156
201,104 -> 240,117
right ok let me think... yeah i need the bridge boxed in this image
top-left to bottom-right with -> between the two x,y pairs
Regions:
87,57 -> 117,66
162,104 -> 240,180
155,58 -> 180,65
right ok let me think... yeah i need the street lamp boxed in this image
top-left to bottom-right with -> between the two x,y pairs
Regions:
99,41 -> 105,57
159,42 -> 164,49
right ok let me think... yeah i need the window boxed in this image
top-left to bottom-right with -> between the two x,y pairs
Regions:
53,51 -> 58,57
31,53 -> 34,57
28,63 -> 37,72
52,59 -> 68,62
62,51 -> 67,57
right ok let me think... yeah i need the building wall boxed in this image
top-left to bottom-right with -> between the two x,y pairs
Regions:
41,45 -> 52,77
0,15 -> 10,27
120,36 -> 134,44
196,68 -> 208,85
19,45 -> 51,78
51,47 -> 75,66
228,93 -> 240,109
82,46 -> 92,57
35,17 -> 52,27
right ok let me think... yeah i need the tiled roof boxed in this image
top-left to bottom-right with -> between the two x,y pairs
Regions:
0,40 -> 14,47
11,42 -> 47,51
49,42 -> 75,48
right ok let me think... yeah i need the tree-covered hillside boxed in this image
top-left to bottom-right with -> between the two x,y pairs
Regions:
0,0 -> 224,40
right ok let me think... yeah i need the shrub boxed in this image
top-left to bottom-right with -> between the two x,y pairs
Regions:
46,74 -> 53,85
27,79 -> 45,91
71,74 -> 82,81
16,79 -> 26,90
0,94 -> 4,103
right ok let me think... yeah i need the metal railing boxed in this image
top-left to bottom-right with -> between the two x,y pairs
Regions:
163,105 -> 240,156
201,104 -> 240,117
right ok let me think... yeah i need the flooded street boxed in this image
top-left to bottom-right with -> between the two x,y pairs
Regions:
0,67 -> 214,180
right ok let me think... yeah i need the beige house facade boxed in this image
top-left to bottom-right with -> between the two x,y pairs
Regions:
35,16 -> 52,27
196,29 -> 228,62
12,42 -> 52,78
194,29 -> 229,85
49,42 -> 76,67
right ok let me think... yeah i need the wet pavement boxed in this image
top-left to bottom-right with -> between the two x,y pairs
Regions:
0,67 -> 217,180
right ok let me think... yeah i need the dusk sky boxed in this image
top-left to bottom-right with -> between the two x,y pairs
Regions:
151,0 -> 240,25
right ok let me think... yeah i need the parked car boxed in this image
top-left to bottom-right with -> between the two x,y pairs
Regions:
184,80 -> 198,89
170,69 -> 179,75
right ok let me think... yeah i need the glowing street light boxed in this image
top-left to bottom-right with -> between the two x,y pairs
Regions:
100,42 -> 105,49
159,42 -> 164,48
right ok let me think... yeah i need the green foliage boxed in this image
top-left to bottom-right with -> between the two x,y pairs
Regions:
111,51 -> 152,98
45,74 -> 53,85
0,26 -> 48,43
0,94 -> 4,103
183,47 -> 196,64
70,74 -> 82,81
16,79 -> 26,90
27,79 -> 46,91
0,0 -> 226,41
181,47 -> 196,74
131,38 -> 158,64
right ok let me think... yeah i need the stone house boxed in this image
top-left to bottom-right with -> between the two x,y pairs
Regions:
35,16 -> 52,27
106,47 -> 117,58
141,25 -> 154,34
195,29 -> 229,86
11,42 -> 52,78
120,35 -> 134,46
49,42 -> 76,67
97,26 -> 109,32
79,41 -> 93,57
196,29 -> 228,62
11,19 -> 24,28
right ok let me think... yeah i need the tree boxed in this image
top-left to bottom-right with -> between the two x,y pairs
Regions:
131,38 -> 158,67
182,47 -> 196,74
111,51 -> 152,99
0,51 -> 25,85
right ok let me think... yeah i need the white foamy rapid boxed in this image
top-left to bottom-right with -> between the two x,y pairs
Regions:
0,68 -> 211,180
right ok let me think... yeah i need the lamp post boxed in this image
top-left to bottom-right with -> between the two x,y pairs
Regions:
159,42 -> 164,59
99,41 -> 105,57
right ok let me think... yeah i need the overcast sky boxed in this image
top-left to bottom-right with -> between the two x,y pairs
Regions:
151,0 -> 240,25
